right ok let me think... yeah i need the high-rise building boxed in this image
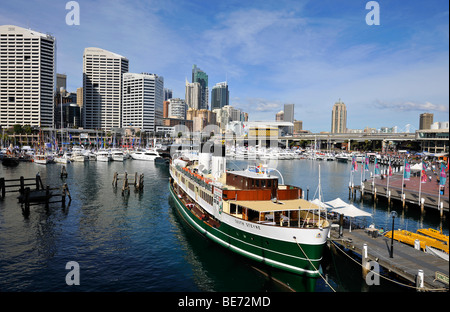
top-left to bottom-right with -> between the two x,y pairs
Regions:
57,73 -> 67,92
76,87 -> 83,108
294,120 -> 303,133
211,82 -> 229,110
419,113 -> 433,130
0,25 -> 55,128
331,99 -> 347,133
122,73 -> 164,132
164,88 -> 173,101
275,111 -> 284,121
192,64 -> 208,110
168,98 -> 187,119
83,47 -> 128,130
185,79 -> 202,110
283,104 -> 294,123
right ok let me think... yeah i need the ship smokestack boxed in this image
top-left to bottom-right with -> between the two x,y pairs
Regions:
198,141 -> 213,174
211,143 -> 226,180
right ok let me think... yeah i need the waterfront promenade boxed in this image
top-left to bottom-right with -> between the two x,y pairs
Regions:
362,172 -> 449,212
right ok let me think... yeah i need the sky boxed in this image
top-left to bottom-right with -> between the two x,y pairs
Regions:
1,0 -> 448,133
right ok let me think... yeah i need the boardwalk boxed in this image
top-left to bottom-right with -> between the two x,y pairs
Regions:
329,229 -> 449,291
360,172 -> 449,213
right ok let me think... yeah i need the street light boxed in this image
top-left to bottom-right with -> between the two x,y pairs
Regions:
389,211 -> 398,258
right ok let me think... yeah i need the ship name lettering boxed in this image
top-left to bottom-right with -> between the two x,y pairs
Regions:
246,223 -> 261,230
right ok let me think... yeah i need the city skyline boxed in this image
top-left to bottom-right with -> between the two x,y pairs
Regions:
0,0 -> 448,133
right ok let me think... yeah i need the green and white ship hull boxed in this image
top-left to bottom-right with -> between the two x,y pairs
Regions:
169,151 -> 330,278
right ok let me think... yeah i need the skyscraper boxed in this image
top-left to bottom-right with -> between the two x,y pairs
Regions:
122,73 -> 164,132
331,99 -> 347,133
283,104 -> 295,123
83,47 -> 128,130
185,79 -> 202,110
211,82 -> 229,110
192,64 -> 208,110
0,25 -> 55,128
419,113 -> 433,130
168,98 -> 187,119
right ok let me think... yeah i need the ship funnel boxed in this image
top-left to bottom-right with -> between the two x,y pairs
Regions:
211,143 -> 226,180
198,141 -> 213,174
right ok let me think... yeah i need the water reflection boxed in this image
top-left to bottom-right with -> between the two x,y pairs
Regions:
0,158 -> 447,292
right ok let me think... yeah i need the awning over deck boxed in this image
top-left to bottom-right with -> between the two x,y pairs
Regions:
228,198 -> 323,213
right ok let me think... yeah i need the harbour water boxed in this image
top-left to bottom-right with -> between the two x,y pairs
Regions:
0,158 -> 448,292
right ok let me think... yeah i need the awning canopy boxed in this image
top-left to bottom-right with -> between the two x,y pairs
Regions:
324,198 -> 348,209
330,204 -> 372,218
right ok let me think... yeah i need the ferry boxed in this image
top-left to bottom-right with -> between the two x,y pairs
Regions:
169,142 -> 330,277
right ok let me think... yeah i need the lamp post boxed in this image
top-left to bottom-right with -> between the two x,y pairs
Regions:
390,211 -> 398,258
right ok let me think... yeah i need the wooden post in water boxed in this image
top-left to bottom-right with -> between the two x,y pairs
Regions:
23,187 -> 30,215
420,198 -> 425,214
402,193 -> 406,208
20,176 -> 25,194
0,177 -> 5,199
122,172 -> 129,195
112,172 -> 118,187
61,166 -> 68,178
45,185 -> 50,209
64,183 -> 71,201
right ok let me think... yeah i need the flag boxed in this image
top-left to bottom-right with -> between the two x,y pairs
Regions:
364,157 -> 370,171
374,158 -> 380,176
440,163 -> 447,186
388,159 -> 393,176
404,160 -> 410,180
421,160 -> 427,183
351,156 -> 358,172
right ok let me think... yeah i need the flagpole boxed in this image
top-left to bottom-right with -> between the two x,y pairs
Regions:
418,161 -> 423,206
386,157 -> 390,196
401,158 -> 405,197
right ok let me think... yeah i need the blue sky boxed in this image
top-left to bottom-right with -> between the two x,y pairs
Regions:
1,0 -> 448,132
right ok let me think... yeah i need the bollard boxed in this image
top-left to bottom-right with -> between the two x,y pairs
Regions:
414,239 -> 421,250
416,269 -> 424,291
362,243 -> 369,279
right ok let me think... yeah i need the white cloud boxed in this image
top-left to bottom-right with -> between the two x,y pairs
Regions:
374,100 -> 448,112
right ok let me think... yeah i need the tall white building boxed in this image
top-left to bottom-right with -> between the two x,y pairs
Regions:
331,99 -> 347,133
168,98 -> 187,119
122,73 -> 164,132
83,47 -> 128,130
185,79 -> 201,110
0,25 -> 55,128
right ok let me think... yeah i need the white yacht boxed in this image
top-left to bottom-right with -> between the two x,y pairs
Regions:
96,150 -> 111,162
131,149 -> 160,161
54,152 -> 71,164
111,149 -> 124,162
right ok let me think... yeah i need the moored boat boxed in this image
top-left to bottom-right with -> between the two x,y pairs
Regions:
169,142 -> 330,278
131,149 -> 160,161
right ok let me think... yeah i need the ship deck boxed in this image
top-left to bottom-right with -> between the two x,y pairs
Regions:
228,198 -> 322,213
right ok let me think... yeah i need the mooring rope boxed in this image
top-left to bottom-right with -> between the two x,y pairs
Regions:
329,240 -> 448,292
293,237 -> 336,292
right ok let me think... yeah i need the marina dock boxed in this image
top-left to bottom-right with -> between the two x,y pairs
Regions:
349,173 -> 449,215
328,229 -> 449,291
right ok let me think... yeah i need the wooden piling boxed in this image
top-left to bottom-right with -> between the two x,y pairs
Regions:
23,187 -> 30,215
61,166 -> 68,178
0,177 -> 5,199
112,172 -> 118,187
122,172 -> 129,195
